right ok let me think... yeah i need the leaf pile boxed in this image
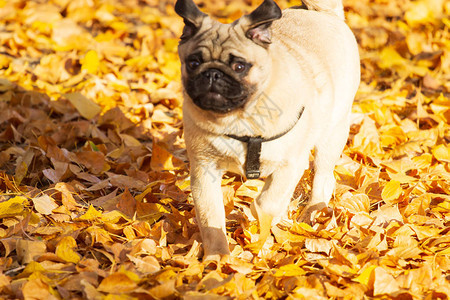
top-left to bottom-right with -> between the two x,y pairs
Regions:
0,0 -> 449,298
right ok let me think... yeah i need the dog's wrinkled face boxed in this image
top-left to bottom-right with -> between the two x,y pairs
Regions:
176,0 -> 282,114
182,32 -> 253,113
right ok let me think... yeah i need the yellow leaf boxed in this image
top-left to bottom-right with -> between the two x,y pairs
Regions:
81,50 -> 100,74
0,196 -> 27,218
274,264 -> 306,277
378,47 -> 405,69
291,222 -> 316,235
85,226 -> 113,244
0,54 -> 11,69
19,261 -> 46,278
77,205 -> 102,221
55,236 -> 80,264
412,153 -> 433,169
64,92 -> 101,120
381,180 -> 402,203
431,144 -> 450,163
353,265 -> 377,286
101,210 -> 130,223
436,199 -> 450,213
405,1 -> 434,27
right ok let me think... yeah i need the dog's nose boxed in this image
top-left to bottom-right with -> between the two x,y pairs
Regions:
202,69 -> 223,81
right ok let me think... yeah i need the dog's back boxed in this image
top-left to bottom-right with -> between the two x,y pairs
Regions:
271,7 -> 360,123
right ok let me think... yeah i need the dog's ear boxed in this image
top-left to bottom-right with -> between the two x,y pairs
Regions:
175,0 -> 206,40
240,0 -> 282,45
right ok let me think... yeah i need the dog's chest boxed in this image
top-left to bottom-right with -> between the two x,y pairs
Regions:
211,135 -> 287,178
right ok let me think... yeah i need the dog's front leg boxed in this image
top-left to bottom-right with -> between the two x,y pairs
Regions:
190,161 -> 229,261
250,160 -> 308,252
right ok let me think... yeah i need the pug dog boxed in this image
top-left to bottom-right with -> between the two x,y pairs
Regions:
175,0 -> 360,261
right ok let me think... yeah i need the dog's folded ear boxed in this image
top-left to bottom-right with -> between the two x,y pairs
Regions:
175,0 -> 206,40
240,0 -> 282,45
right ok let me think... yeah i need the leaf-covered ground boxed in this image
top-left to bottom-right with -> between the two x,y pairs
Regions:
0,0 -> 449,298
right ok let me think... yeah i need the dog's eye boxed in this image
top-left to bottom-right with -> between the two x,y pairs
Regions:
187,59 -> 201,71
231,62 -> 246,73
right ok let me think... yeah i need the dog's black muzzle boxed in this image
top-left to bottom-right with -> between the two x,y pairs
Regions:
186,68 -> 248,113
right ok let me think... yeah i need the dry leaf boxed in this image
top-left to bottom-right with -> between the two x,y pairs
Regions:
16,239 -> 47,264
64,93 -> 101,120
381,180 -> 402,203
97,273 -> 137,294
373,267 -> 401,296
0,0 -> 449,298
31,195 -> 59,215
55,236 -> 81,264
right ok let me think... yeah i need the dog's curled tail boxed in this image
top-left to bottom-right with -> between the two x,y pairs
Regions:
301,0 -> 345,20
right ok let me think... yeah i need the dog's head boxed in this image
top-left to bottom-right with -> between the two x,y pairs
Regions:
176,0 -> 282,114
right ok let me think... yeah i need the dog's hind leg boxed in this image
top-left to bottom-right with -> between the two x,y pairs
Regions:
298,117 -> 350,223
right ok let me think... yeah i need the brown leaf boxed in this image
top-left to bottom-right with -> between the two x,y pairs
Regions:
108,173 -> 147,191
117,188 -> 136,218
75,151 -> 108,175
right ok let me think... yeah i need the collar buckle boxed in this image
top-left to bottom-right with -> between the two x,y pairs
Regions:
226,106 -> 305,179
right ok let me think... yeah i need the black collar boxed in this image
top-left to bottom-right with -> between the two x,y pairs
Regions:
226,106 -> 305,179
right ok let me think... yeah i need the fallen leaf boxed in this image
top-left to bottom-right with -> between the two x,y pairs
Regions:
81,50 -> 100,74
55,236 -> 81,264
76,205 -> 102,221
127,255 -> 160,274
16,239 -> 47,264
117,188 -> 136,218
31,195 -> 58,215
97,273 -> 137,294
64,92 -> 101,120
0,196 -> 27,218
22,279 -> 51,300
381,180 -> 403,203
373,267 -> 400,296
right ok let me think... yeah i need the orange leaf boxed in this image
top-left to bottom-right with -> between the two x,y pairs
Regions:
22,279 -> 51,299
150,143 -> 176,171
97,273 -> 137,294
